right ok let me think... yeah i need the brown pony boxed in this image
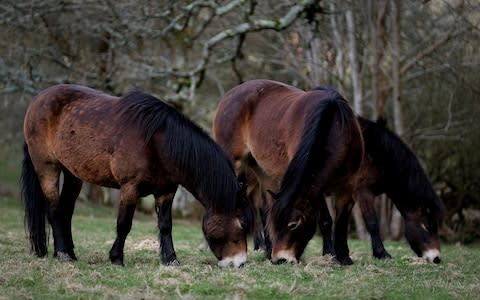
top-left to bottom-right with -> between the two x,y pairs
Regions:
213,80 -> 364,265
21,84 -> 253,267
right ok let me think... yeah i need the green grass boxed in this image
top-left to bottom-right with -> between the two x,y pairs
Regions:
1,196 -> 479,299
0,146 -> 22,191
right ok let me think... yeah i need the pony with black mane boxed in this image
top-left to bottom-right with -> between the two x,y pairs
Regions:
213,80 -> 364,265
352,116 -> 445,263
21,84 -> 253,267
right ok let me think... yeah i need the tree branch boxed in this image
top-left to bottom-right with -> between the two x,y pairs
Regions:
400,28 -> 467,75
157,0 -> 316,100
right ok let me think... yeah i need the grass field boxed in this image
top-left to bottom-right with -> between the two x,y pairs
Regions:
1,195 -> 479,299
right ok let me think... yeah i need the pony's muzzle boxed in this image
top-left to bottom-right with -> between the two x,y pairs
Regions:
217,253 -> 247,268
422,249 -> 441,264
271,249 -> 298,264
272,258 -> 288,265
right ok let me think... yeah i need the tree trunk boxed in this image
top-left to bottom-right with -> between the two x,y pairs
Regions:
329,2 -> 344,82
110,188 -> 120,210
84,183 -> 107,205
391,0 -> 404,138
389,0 -> 404,240
378,195 -> 392,239
371,0 -> 388,119
369,0 -> 401,242
345,7 -> 368,240
346,9 -> 363,116
352,204 -> 369,240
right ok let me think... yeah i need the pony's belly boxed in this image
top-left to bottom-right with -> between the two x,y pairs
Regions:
54,140 -> 118,187
61,156 -> 118,188
248,136 -> 290,181
249,150 -> 288,182
246,121 -> 298,181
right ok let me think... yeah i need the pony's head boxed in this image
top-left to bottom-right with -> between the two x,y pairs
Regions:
404,203 -> 445,263
202,191 -> 254,268
267,194 -> 318,264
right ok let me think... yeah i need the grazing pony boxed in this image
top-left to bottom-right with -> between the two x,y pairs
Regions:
354,117 -> 445,263
21,84 -> 253,267
213,80 -> 364,265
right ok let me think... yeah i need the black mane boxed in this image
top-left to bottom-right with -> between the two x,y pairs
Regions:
117,90 -> 240,213
358,116 -> 445,218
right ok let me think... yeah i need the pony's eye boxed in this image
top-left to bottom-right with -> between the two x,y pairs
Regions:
288,221 -> 299,230
288,215 -> 304,231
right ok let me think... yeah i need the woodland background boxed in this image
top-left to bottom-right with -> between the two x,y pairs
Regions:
0,0 -> 479,243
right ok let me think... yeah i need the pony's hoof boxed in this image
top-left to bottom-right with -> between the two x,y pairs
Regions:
336,256 -> 353,265
374,251 -> 393,260
110,259 -> 125,267
323,248 -> 336,256
254,245 -> 266,252
165,259 -> 180,267
253,241 -> 266,251
56,251 -> 76,262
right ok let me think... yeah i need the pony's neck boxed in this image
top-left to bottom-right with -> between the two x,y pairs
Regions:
179,179 -> 210,209
150,112 -> 239,214
386,182 -> 437,215
184,179 -> 238,214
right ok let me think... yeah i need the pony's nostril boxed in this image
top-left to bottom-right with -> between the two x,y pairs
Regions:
275,258 -> 288,265
433,257 -> 441,264
238,262 -> 245,268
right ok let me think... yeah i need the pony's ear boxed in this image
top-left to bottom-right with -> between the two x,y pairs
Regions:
287,215 -> 305,231
234,218 -> 243,230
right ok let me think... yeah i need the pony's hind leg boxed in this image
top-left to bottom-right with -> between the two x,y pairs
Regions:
56,168 -> 83,260
155,188 -> 179,266
355,191 -> 392,259
109,184 -> 138,266
38,163 -> 75,261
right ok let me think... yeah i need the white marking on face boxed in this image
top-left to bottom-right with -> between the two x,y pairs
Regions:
422,249 -> 440,262
272,249 -> 298,264
421,223 -> 428,232
217,252 -> 247,268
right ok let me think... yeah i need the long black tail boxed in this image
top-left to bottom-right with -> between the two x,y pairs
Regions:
20,143 -> 48,256
272,88 -> 358,216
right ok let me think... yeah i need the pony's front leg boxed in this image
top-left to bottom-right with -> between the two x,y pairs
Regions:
253,209 -> 265,251
249,183 -> 266,251
354,190 -> 392,259
109,186 -> 137,266
334,194 -> 355,265
261,190 -> 274,259
317,195 -> 335,256
155,190 -> 179,266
